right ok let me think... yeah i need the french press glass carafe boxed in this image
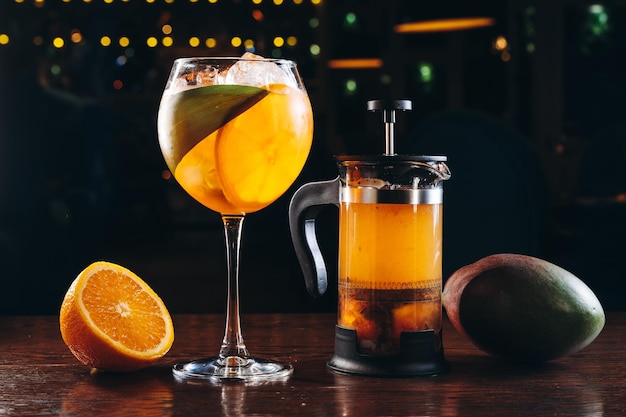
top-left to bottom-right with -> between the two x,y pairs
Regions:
289,100 -> 451,376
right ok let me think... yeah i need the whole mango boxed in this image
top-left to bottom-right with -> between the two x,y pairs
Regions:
443,254 -> 605,362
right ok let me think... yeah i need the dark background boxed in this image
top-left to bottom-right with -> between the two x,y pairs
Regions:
0,0 -> 624,315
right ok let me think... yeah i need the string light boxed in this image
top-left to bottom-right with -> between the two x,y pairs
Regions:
2,33 -> 310,51
52,37 -> 65,48
70,30 -> 83,43
493,35 -> 508,51
419,63 -> 433,82
345,12 -> 357,27
5,0 -> 320,52
345,79 -> 357,95
273,36 -> 285,47
309,44 -> 321,56
5,0 -> 323,96
244,39 -> 255,50
252,9 -> 264,22
492,35 -> 511,62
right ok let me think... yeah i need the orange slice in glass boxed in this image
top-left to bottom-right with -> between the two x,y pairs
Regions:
60,261 -> 174,372
215,83 -> 313,214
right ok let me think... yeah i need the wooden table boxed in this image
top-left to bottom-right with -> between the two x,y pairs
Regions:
1,313 -> 624,416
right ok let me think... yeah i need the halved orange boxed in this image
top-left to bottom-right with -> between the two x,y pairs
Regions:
60,261 -> 174,372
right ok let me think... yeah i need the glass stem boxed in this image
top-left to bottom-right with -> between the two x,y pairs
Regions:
219,215 -> 250,360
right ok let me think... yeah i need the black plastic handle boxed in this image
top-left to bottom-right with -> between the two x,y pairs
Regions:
288,177 -> 340,297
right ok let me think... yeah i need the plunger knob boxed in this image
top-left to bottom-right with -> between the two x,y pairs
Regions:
367,99 -> 413,156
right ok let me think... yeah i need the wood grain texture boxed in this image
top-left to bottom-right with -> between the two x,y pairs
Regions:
0,313 -> 624,416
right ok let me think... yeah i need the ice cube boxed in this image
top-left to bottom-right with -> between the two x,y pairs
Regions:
224,53 -> 298,89
168,66 -> 223,93
194,65 -> 221,85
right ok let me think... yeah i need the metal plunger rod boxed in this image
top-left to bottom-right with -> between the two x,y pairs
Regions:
384,110 -> 396,155
367,100 -> 413,156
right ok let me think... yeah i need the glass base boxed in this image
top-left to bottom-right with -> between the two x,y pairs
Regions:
173,355 -> 293,382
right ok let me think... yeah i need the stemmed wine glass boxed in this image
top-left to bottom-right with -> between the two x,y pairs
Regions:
156,55 -> 313,381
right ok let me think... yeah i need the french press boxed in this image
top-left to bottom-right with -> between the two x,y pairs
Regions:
289,100 -> 451,376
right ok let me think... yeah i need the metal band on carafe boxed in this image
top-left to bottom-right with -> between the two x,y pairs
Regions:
341,187 -> 443,205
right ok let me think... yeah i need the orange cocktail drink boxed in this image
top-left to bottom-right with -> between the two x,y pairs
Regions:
158,82 -> 313,215
338,201 -> 443,355
158,56 -> 313,381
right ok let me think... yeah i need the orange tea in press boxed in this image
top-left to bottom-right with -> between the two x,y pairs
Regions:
338,202 -> 443,355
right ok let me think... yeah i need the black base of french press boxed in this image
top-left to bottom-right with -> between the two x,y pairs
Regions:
327,325 -> 450,377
